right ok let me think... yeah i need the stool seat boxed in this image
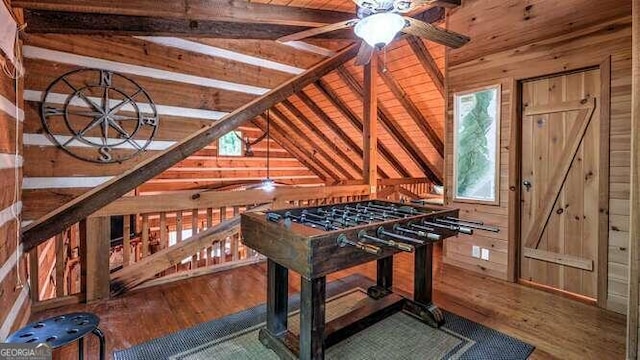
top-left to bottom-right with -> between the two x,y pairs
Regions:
7,312 -> 105,360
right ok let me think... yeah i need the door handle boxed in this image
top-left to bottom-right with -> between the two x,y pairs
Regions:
522,180 -> 532,192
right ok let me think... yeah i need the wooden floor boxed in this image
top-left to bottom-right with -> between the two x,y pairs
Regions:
32,245 -> 626,359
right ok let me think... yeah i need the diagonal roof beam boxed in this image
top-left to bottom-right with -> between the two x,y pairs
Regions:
406,36 -> 445,97
336,66 -> 442,184
313,80 -> 412,178
21,44 -> 359,251
280,99 -> 363,177
13,0 -> 355,27
251,117 -> 331,182
22,10 -> 357,38
295,91 -> 388,178
376,62 -> 444,157
269,106 -> 352,180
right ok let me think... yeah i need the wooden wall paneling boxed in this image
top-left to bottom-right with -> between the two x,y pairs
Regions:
312,80 -> 411,177
627,0 -> 639,356
24,35 -> 293,90
294,91 -> 384,177
406,36 -> 445,97
252,117 -> 330,182
269,106 -> 353,179
279,100 -> 362,177
336,65 -> 442,184
20,44 -> 359,250
446,0 -> 631,66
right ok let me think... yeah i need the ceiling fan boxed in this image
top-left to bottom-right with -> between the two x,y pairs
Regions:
277,0 -> 470,65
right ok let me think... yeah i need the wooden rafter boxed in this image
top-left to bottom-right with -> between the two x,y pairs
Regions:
406,36 -> 445,97
22,10 -> 356,38
252,117 -> 332,181
375,63 -> 444,157
337,66 -> 442,184
313,80 -> 412,177
295,91 -> 388,178
21,44 -> 359,251
14,0 -> 354,27
269,106 -> 353,180
278,100 -> 363,177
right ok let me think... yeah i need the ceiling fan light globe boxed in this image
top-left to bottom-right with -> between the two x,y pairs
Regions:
261,178 -> 275,192
354,13 -> 405,48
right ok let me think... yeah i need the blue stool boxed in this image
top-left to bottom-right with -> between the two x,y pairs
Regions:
6,312 -> 105,360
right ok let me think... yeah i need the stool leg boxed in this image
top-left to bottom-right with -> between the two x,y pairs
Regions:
92,328 -> 106,360
78,337 -> 84,360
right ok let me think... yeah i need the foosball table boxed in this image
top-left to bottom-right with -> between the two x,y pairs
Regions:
241,199 -> 498,360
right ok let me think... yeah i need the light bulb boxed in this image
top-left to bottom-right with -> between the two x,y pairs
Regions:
261,178 -> 275,192
354,13 -> 406,48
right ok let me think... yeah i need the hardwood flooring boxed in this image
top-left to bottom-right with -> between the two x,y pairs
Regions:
31,244 -> 626,359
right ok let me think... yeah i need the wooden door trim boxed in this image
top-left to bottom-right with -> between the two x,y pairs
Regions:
511,60 -> 611,309
523,100 -> 596,249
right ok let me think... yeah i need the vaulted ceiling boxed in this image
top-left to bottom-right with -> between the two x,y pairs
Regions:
14,0 -> 449,222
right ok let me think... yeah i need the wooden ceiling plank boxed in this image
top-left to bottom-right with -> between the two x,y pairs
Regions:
252,117 -> 330,181
312,80 -> 412,178
337,66 -> 442,184
22,10 -> 356,39
20,44 -> 359,251
375,61 -> 444,157
13,0 -> 355,27
406,37 -> 445,97
269,106 -> 353,180
279,100 -> 363,177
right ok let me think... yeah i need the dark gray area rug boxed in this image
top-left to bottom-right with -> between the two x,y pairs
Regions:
114,275 -> 534,360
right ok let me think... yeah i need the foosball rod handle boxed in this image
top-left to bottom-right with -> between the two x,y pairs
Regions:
336,234 -> 381,255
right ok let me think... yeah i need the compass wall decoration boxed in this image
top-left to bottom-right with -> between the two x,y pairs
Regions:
40,68 -> 159,163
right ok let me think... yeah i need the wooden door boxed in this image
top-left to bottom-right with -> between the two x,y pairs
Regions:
519,69 -> 606,299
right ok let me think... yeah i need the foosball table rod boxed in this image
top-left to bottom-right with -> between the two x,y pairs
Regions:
358,230 -> 414,252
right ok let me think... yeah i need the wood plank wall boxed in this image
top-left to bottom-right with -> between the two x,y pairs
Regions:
0,1 -> 30,340
444,0 -> 631,314
20,34 -> 325,222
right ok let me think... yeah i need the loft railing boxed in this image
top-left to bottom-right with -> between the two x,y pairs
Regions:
27,179 -> 432,311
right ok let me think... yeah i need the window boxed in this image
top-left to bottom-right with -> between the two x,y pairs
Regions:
452,84 -> 501,204
218,131 -> 243,156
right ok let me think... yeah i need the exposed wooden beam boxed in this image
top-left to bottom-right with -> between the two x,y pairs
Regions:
406,36 -> 445,97
627,0 -> 639,357
337,66 -> 442,184
269,106 -> 353,180
278,100 -> 363,177
20,44 -> 359,252
363,55 -> 378,192
375,63 -> 444,157
22,10 -> 356,38
252,117 -> 331,182
313,80 -> 412,178
14,0 -> 354,27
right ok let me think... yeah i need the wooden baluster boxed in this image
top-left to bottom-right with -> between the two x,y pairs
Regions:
123,216 -> 131,267
219,207 -> 226,264
175,211 -> 183,271
206,208 -> 213,266
191,209 -> 198,269
232,207 -> 240,261
159,212 -> 167,251
29,247 -> 40,302
141,214 -> 149,259
55,233 -> 65,298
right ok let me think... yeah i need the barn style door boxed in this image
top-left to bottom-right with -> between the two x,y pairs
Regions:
519,68 -> 606,299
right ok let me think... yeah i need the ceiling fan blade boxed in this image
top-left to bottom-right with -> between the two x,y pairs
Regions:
354,42 -> 374,66
277,19 -> 359,43
401,17 -> 469,48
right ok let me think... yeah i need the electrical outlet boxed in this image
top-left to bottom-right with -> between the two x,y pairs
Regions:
472,245 -> 480,258
481,248 -> 490,261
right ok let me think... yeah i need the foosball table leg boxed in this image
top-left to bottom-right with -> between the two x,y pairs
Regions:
299,276 -> 326,360
368,256 -> 394,299
405,243 -> 445,328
